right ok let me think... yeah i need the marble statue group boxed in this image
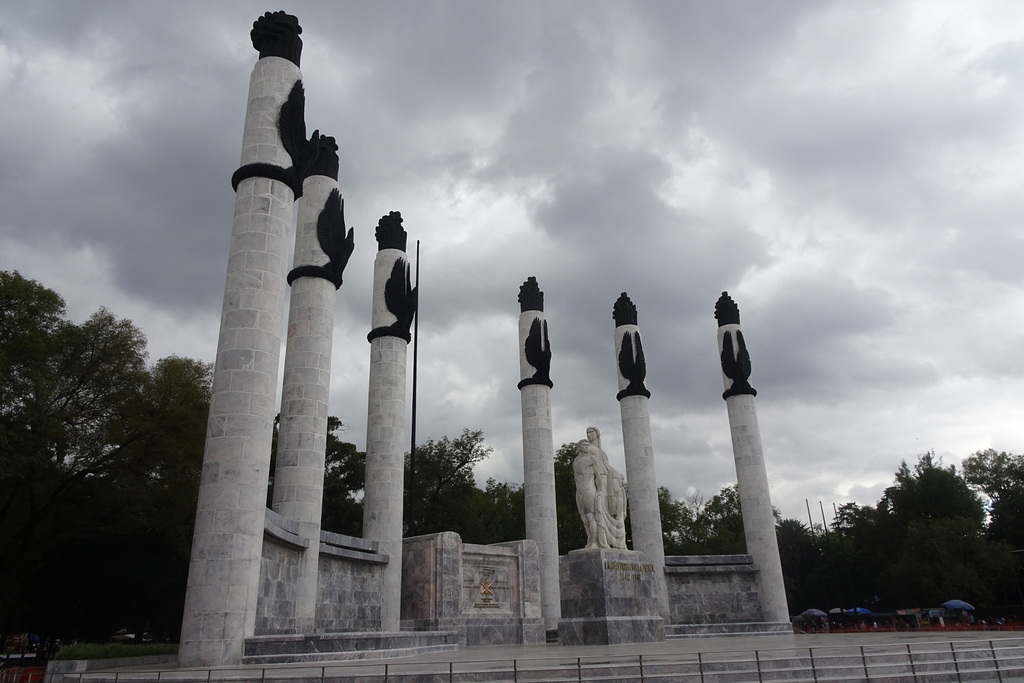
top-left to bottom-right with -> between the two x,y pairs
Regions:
573,427 -> 627,550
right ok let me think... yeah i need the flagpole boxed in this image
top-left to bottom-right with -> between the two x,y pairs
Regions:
407,239 -> 420,536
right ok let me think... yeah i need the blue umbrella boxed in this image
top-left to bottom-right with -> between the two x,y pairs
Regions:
847,607 -> 871,614
942,599 -> 974,610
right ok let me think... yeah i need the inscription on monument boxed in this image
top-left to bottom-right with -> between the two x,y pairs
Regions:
604,559 -> 655,582
466,564 -> 510,610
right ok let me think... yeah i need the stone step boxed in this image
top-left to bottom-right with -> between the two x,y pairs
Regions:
666,621 -> 794,638
242,630 -> 461,664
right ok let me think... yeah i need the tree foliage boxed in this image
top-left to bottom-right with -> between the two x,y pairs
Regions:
880,452 -> 985,526
0,272 -> 212,645
404,428 -> 526,544
778,453 -> 1018,615
963,449 -> 1024,550
658,485 -> 747,556
553,441 -> 587,554
322,417 -> 365,537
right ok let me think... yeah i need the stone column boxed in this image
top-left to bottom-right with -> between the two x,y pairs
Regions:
272,138 -> 354,633
362,212 -> 417,632
180,11 -> 312,668
612,293 -> 669,621
516,276 -> 560,631
715,291 -> 790,625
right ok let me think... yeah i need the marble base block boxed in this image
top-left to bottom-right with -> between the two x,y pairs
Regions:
464,617 -> 546,647
557,549 -> 665,645
401,533 -> 545,646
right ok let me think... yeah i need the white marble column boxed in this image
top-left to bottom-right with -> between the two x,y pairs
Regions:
180,12 -> 305,668
362,212 -> 416,632
612,293 -> 669,621
272,139 -> 352,633
517,277 -> 560,630
715,291 -> 790,625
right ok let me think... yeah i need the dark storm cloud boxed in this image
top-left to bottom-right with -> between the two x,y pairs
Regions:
2,1 -> 1023,520
742,275 -> 932,401
0,1 -> 253,316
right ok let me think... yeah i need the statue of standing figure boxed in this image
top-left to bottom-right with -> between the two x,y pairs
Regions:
573,427 -> 628,550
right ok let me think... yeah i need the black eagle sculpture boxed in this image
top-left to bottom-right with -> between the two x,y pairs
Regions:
720,329 -> 756,399
518,317 -> 552,389
278,81 -> 321,184
368,212 -> 417,342
287,188 -> 354,289
612,292 -> 650,400
231,80 -> 320,197
715,292 -> 757,399
617,331 -> 651,400
384,258 -> 417,339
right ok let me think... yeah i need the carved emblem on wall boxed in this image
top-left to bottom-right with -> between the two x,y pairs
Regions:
467,565 -> 508,610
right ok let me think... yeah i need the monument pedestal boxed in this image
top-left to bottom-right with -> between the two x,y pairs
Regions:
557,549 -> 665,645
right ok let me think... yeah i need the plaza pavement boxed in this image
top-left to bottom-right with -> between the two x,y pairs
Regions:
88,629 -> 1024,682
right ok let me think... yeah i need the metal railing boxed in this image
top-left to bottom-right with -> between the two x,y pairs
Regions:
46,636 -> 1024,683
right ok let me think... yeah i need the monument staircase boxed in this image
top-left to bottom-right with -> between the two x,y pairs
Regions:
665,621 -> 796,638
44,634 -> 1024,682
241,630 -> 460,665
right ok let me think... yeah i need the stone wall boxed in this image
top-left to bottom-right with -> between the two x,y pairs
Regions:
257,511 -> 310,634
462,539 -> 544,645
401,531 -> 462,631
256,511 -> 386,635
314,530 -> 387,632
665,554 -> 764,624
401,532 -> 545,645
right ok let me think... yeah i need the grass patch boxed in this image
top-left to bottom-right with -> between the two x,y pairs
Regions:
54,642 -> 178,661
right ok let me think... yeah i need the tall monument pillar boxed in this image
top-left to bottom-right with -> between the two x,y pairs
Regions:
362,212 -> 417,632
180,12 -> 314,668
272,137 -> 354,633
516,276 -> 560,631
715,292 -> 790,625
612,293 -> 669,620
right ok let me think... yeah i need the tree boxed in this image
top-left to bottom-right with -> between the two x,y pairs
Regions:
963,449 -> 1024,549
268,416 -> 365,536
962,449 -> 1024,606
0,272 -> 212,645
405,428 -> 492,541
887,517 -> 1014,607
553,441 -> 587,554
880,452 -> 985,527
659,486 -> 696,555
775,518 -> 818,612
321,418 -> 365,537
476,479 -> 525,544
28,355 -> 212,643
689,485 -> 747,555
830,453 -> 1015,610
825,502 -> 887,610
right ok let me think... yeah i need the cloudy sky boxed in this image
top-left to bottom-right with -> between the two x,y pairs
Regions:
2,1 -> 1023,524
